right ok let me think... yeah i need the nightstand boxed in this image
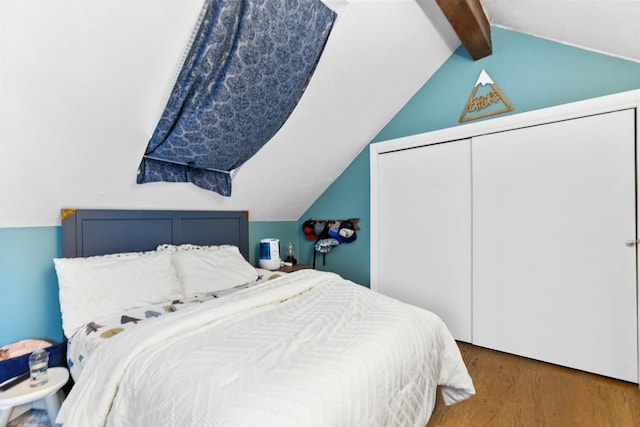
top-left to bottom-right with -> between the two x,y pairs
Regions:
278,264 -> 313,273
0,367 -> 69,427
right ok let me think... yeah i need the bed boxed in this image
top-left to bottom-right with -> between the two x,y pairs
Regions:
54,209 -> 474,426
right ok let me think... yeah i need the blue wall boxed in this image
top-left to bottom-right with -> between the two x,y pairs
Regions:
301,27 -> 640,289
296,150 -> 370,287
1,227 -> 62,346
3,28 -> 640,347
375,28 -> 640,140
0,222 -> 296,347
249,221 -> 298,267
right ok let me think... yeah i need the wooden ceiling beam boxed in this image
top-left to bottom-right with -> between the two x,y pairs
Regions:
435,0 -> 492,60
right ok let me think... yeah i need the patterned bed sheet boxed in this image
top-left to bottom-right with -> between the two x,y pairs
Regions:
67,268 -> 285,381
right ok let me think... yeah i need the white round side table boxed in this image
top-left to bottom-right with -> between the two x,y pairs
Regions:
0,367 -> 69,427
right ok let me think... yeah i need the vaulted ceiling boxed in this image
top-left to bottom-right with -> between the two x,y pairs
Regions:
482,0 -> 640,63
232,0 -> 461,221
4,0 -> 639,226
430,0 -> 640,64
241,0 -> 640,221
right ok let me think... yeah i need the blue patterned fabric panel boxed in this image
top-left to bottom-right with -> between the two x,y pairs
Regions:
137,0 -> 335,196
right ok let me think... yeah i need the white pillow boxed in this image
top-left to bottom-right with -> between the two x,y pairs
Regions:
171,245 -> 258,295
54,250 -> 183,338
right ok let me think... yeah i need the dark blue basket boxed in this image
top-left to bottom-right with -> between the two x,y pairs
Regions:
0,341 -> 67,383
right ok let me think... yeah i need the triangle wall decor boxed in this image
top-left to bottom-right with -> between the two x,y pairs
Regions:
459,69 -> 513,122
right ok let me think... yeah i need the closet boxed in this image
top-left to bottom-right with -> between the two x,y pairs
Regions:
371,92 -> 639,383
375,139 -> 472,342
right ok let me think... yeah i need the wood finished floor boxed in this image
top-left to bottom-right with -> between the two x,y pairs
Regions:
428,342 -> 640,427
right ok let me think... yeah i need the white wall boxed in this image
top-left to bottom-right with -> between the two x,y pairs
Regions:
0,0 -> 210,227
0,0 -> 458,227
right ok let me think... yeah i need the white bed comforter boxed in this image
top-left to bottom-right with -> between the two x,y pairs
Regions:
57,270 -> 474,427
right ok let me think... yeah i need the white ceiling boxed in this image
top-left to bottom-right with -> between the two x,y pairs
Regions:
231,0 -> 461,221
241,0 -> 640,221
3,0 -> 639,227
1,0 -> 459,227
482,0 -> 640,63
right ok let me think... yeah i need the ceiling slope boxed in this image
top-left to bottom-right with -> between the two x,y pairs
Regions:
0,0 -> 461,227
482,0 -> 640,63
199,0 -> 640,221
230,0 -> 461,221
14,1 -> 639,226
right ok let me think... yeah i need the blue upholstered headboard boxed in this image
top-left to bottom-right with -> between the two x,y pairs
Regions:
61,209 -> 249,260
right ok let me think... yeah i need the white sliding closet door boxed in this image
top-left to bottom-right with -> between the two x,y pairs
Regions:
377,140 -> 472,341
472,110 -> 637,382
